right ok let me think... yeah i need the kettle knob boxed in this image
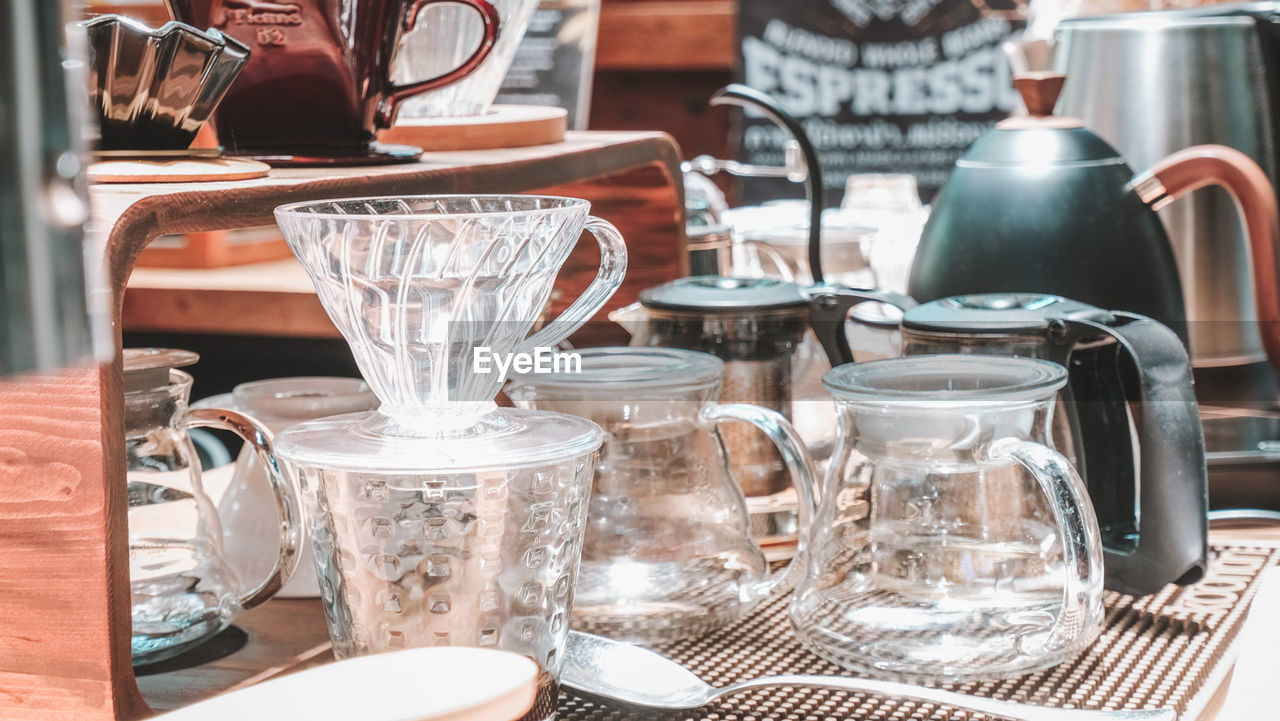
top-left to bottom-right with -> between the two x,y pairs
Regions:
1013,72 -> 1066,117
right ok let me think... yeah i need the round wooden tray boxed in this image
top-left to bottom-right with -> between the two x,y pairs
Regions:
379,105 -> 567,151
89,155 -> 271,183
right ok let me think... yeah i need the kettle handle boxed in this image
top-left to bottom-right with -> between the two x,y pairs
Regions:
1058,315 -> 1208,596
806,285 -> 918,367
1135,144 -> 1280,366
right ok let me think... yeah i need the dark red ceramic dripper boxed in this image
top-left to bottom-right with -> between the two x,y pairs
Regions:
165,0 -> 499,165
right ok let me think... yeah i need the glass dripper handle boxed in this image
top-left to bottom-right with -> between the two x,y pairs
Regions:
522,217 -> 628,352
699,403 -> 818,601
185,407 -> 304,611
984,437 -> 1104,656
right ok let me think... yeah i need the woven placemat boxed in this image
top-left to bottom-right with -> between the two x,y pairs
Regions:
558,543 -> 1280,721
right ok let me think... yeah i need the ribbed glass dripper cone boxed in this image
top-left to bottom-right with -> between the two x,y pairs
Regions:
275,195 -> 622,425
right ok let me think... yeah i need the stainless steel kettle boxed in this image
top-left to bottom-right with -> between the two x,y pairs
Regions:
1056,4 -> 1280,379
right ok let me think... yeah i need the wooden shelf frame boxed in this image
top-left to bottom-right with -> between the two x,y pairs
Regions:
0,131 -> 683,721
595,1 -> 736,72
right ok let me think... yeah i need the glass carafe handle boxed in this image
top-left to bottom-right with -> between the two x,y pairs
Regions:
522,217 -> 628,352
185,408 -> 304,611
983,437 -> 1104,656
699,403 -> 818,600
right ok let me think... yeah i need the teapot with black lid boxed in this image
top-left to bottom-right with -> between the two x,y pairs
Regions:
808,289 -> 1207,597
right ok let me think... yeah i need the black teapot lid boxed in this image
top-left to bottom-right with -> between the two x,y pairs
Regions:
639,276 -> 809,313
961,73 -> 1124,165
903,294 -> 1108,335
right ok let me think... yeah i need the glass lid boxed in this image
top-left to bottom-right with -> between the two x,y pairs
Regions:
506,346 -> 723,393
824,354 -> 1067,403
122,348 -> 199,393
273,407 -> 605,474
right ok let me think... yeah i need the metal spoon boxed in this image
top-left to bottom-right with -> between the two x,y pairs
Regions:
563,631 -> 1174,721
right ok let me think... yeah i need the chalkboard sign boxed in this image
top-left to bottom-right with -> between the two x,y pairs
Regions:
737,0 -> 1026,205
496,0 -> 600,130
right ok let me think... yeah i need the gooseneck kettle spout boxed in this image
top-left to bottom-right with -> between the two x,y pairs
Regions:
709,84 -> 827,284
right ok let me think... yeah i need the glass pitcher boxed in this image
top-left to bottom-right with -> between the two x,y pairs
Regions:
506,347 -> 817,644
790,355 -> 1104,681
194,377 -> 378,598
609,278 -> 816,548
125,349 -> 303,665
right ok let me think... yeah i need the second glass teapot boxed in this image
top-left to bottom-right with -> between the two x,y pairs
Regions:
125,349 -> 302,664
507,347 -> 817,644
791,355 -> 1104,681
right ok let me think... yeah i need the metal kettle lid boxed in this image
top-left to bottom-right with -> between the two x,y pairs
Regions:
903,293 -> 1104,334
639,276 -> 809,312
959,122 -> 1125,164
1057,1 -> 1278,27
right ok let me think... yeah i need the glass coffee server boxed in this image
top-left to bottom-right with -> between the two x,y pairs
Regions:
508,347 -> 817,644
790,355 -> 1105,681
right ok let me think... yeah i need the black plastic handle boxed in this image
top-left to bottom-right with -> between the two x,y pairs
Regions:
1057,315 -> 1208,597
806,285 -> 918,367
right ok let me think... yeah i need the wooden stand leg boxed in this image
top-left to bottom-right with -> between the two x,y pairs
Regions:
0,363 -> 147,720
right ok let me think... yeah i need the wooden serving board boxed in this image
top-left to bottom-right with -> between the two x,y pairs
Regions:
89,157 -> 271,184
379,105 -> 568,151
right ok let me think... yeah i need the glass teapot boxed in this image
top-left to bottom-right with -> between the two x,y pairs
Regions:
506,347 -> 817,644
809,290 -> 1207,597
611,277 -> 899,544
124,349 -> 302,664
791,355 -> 1104,681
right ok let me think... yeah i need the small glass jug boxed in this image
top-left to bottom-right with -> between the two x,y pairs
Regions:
124,349 -> 303,664
506,347 -> 817,644
790,355 -> 1104,681
195,377 -> 378,598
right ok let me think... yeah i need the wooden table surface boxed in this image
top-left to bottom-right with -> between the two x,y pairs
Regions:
135,522 -> 1280,719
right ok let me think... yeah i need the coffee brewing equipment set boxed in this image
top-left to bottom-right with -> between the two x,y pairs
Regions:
118,66 -> 1228,685
11,0 -> 1280,717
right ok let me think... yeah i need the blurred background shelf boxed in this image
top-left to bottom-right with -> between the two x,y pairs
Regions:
595,1 -> 735,71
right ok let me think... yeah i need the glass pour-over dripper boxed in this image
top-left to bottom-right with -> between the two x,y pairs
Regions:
275,195 -> 626,423
271,196 -> 624,718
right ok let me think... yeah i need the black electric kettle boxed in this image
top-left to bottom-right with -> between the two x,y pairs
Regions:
808,289 -> 1208,597
906,71 -> 1280,365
